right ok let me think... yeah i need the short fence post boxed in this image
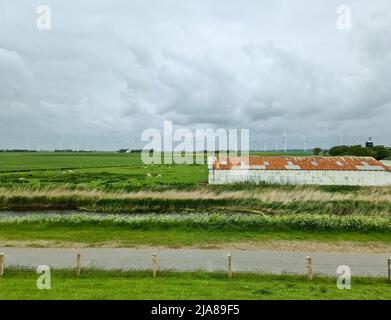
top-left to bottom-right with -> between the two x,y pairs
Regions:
76,253 -> 81,277
152,253 -> 157,278
0,253 -> 4,276
306,256 -> 313,281
388,259 -> 391,283
227,254 -> 232,278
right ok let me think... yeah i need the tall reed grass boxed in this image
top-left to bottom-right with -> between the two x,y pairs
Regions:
0,187 -> 390,215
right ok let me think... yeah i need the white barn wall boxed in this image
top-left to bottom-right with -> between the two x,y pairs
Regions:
208,169 -> 391,186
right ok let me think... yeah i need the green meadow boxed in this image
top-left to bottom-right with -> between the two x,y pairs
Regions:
1,269 -> 391,300
0,152 -> 206,190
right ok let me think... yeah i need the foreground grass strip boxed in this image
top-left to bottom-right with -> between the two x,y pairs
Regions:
2,226 -> 391,250
1,269 -> 391,300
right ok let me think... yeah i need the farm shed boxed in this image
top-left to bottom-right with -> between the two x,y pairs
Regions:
208,156 -> 391,186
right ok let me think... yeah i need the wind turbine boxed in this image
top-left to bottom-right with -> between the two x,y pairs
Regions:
283,130 -> 287,153
275,136 -> 278,153
302,136 -> 307,153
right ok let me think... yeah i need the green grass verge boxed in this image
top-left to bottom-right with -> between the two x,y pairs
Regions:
1,269 -> 390,300
1,215 -> 391,246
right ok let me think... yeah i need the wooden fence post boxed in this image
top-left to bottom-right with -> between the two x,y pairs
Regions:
0,253 -> 4,276
76,253 -> 81,277
152,253 -> 157,278
388,259 -> 391,283
306,256 -> 313,280
227,254 -> 232,278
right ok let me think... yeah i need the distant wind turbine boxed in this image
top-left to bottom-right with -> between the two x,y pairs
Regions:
283,130 -> 287,153
302,136 -> 307,153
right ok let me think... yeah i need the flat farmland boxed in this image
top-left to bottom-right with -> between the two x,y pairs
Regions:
0,152 -> 207,190
0,152 -> 142,171
0,151 -> 311,190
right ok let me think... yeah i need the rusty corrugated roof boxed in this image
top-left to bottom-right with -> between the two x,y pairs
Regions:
211,156 -> 391,172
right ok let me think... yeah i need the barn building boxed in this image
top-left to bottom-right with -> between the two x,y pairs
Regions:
208,156 -> 391,186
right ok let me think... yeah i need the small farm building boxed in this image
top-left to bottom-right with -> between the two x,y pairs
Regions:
208,156 -> 391,186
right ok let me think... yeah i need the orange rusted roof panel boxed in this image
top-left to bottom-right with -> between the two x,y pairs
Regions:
211,156 -> 391,172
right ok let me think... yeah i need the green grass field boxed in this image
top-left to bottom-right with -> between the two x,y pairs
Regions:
1,269 -> 390,300
0,152 -> 142,171
0,151 -> 312,172
0,152 -> 206,190
0,151 -> 314,190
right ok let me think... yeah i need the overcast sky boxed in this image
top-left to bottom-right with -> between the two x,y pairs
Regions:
0,0 -> 390,150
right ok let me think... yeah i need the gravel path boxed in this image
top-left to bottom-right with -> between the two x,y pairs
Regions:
1,247 -> 390,276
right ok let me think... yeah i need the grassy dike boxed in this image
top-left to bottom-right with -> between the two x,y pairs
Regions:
1,269 -> 391,300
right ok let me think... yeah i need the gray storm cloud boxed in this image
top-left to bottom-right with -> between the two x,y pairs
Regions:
0,0 -> 390,150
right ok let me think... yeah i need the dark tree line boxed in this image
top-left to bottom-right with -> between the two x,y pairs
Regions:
328,145 -> 391,160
